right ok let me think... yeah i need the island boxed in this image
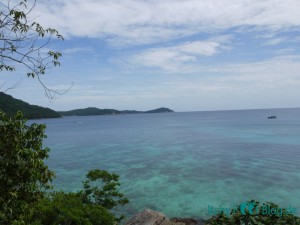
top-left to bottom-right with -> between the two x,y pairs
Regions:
59,107 -> 174,116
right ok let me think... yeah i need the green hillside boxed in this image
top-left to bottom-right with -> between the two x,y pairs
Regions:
0,92 -> 61,119
59,107 -> 174,116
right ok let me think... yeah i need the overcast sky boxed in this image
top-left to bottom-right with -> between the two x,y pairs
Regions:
2,0 -> 300,111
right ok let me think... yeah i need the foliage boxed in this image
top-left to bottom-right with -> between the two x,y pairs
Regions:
29,169 -> 129,224
0,0 -> 63,98
0,111 -> 54,224
82,169 -> 129,209
30,192 -> 115,225
207,200 -> 300,225
0,92 -> 61,119
81,169 -> 129,221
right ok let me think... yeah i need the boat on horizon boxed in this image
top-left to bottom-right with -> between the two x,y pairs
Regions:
268,115 -> 277,119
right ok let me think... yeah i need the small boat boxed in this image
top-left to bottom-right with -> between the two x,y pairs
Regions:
268,115 -> 277,119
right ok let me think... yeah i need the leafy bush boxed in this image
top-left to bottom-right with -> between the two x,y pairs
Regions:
82,169 -> 129,209
30,192 -> 115,225
30,169 -> 130,225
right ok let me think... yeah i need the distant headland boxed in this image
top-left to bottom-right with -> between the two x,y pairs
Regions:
0,92 -> 174,119
0,92 -> 61,119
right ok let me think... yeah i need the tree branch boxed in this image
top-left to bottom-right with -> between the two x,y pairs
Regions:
0,0 -> 68,99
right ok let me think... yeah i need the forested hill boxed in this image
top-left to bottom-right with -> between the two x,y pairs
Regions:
59,107 -> 174,116
0,92 -> 61,119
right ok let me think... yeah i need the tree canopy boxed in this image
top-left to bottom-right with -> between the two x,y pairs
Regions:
0,111 -> 54,224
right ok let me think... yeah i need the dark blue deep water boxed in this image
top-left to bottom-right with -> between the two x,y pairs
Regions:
33,108 -> 300,219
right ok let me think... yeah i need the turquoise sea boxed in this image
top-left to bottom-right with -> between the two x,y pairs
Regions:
33,108 -> 300,219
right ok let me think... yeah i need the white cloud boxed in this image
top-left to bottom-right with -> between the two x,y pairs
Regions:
63,47 -> 93,54
264,38 -> 286,45
205,55 -> 300,89
130,38 -> 229,70
34,0 -> 300,46
125,54 -> 300,98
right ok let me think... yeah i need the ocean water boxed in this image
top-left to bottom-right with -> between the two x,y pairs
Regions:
33,108 -> 300,219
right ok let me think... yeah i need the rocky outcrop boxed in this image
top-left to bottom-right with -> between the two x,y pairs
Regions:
124,209 -> 207,225
124,209 -> 172,225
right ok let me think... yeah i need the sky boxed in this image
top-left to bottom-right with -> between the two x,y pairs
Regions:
1,0 -> 300,112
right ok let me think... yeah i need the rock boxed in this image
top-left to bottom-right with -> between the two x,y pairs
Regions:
124,209 -> 208,225
124,209 -> 173,225
170,218 -> 207,225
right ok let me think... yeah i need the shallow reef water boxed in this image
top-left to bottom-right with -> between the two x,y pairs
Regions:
32,108 -> 300,219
